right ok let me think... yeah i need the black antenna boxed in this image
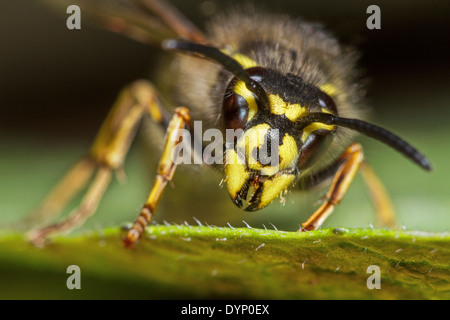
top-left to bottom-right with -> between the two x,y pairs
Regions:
299,113 -> 432,171
162,39 -> 270,110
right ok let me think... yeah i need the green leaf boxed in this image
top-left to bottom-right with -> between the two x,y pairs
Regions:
0,226 -> 449,299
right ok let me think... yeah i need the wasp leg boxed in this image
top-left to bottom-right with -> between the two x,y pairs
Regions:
18,157 -> 97,230
27,80 -> 170,246
359,161 -> 397,228
123,107 -> 191,248
300,143 -> 364,232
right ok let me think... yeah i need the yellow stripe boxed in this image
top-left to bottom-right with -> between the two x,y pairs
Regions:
259,132 -> 298,175
278,134 -> 298,170
269,94 -> 306,121
231,53 -> 258,69
319,83 -> 338,96
321,108 -> 333,114
259,174 -> 295,208
224,149 -> 249,198
220,48 -> 258,69
301,122 -> 335,142
237,123 -> 271,171
234,81 -> 258,122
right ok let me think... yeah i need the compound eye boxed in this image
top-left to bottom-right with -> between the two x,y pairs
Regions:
223,67 -> 267,130
318,90 -> 338,115
245,66 -> 267,82
223,82 -> 249,130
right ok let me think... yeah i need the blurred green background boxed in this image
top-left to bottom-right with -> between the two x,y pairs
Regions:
0,0 -> 449,236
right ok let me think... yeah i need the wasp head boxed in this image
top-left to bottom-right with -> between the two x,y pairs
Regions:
222,67 -> 337,211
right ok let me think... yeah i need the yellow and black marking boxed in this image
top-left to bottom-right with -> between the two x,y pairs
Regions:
223,60 -> 339,210
224,121 -> 299,210
25,1 -> 431,248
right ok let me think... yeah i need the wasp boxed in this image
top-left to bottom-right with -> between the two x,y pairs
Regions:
26,0 -> 431,247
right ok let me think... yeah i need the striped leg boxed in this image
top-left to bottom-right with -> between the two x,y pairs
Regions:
300,143 -> 364,232
27,80 -> 170,246
123,107 -> 191,248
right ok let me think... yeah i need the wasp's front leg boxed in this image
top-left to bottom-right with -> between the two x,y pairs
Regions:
298,143 -> 397,231
27,80 -> 171,246
123,107 -> 191,248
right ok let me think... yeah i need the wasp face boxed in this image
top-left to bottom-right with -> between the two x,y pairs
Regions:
223,67 -> 337,211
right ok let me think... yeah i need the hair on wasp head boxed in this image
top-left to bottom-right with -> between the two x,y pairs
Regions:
163,38 -> 431,212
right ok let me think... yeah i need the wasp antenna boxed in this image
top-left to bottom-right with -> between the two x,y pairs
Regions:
162,39 -> 270,109
334,117 -> 432,171
162,39 -> 250,81
299,113 -> 432,171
